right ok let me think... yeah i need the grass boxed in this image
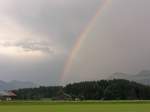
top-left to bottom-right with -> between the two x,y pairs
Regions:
0,101 -> 150,112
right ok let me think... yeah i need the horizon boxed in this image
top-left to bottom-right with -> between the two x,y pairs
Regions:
0,69 -> 150,87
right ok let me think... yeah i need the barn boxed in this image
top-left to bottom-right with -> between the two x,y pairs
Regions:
0,91 -> 16,101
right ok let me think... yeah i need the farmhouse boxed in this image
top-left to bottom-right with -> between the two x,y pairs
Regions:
0,91 -> 16,101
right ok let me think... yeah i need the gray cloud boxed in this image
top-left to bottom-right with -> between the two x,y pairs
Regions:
66,0 -> 150,83
0,40 -> 55,54
0,0 -> 150,85
0,0 -> 103,85
4,0 -> 102,48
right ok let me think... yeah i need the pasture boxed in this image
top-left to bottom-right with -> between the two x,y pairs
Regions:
0,101 -> 150,112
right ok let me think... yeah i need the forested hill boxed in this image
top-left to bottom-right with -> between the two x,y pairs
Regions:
64,79 -> 150,100
14,79 -> 150,100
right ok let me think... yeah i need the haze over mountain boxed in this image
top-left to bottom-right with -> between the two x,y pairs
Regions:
0,70 -> 150,90
108,70 -> 150,85
0,80 -> 36,90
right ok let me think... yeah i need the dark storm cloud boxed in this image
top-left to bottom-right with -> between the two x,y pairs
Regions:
66,0 -> 150,83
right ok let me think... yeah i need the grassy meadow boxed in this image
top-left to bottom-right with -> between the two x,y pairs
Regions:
0,101 -> 150,112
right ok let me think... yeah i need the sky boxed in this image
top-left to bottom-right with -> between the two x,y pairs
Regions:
0,0 -> 150,85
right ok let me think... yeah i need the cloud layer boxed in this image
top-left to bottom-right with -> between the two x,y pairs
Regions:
0,0 -> 150,85
0,0 -> 103,85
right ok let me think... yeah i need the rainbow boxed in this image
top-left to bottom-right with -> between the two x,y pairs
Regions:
61,0 -> 111,83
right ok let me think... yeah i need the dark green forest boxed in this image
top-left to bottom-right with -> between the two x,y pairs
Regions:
14,79 -> 150,100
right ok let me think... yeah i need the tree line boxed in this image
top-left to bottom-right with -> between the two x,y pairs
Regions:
13,79 -> 150,100
13,86 -> 63,100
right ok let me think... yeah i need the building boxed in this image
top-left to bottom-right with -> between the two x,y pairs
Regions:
52,90 -> 72,101
52,93 -> 72,101
0,91 -> 16,101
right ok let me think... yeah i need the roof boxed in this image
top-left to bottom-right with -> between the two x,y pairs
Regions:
0,91 -> 16,97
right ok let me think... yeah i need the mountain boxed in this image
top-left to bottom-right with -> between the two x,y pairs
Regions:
131,70 -> 150,85
108,72 -> 131,80
108,70 -> 150,85
0,80 -> 37,90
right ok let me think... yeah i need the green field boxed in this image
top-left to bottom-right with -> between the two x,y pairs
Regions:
0,101 -> 150,112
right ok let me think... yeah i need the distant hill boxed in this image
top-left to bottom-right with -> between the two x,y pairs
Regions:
109,72 -> 131,79
0,80 -> 37,90
108,70 -> 150,85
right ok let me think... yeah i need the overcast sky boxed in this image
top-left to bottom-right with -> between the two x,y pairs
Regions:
0,0 -> 150,85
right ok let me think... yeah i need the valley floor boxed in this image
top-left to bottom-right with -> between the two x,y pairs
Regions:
0,101 -> 150,112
